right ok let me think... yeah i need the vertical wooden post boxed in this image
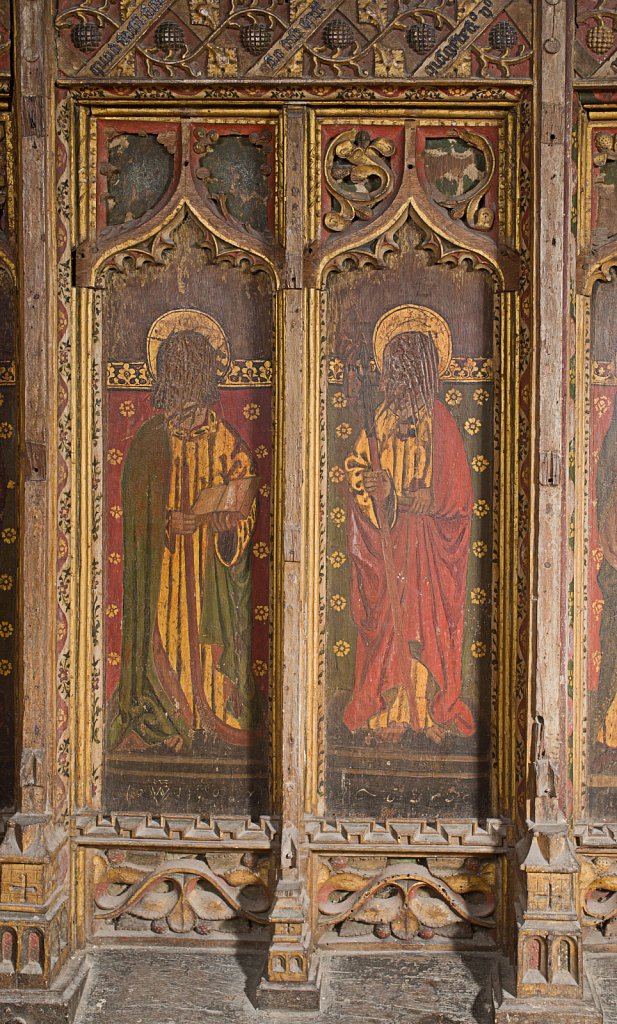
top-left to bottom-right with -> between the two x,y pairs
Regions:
0,2 -> 88,1019
496,3 -> 601,1019
257,106 -> 321,1010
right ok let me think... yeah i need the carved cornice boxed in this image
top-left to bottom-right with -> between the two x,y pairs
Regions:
574,822 -> 617,849
71,812 -> 279,847
305,817 -> 510,851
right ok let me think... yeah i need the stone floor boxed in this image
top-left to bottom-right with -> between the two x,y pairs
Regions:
72,947 -> 617,1024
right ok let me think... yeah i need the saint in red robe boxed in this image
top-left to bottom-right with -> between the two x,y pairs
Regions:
343,399 -> 475,737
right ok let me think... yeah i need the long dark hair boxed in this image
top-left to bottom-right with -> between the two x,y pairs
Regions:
151,329 -> 220,416
382,331 -> 439,419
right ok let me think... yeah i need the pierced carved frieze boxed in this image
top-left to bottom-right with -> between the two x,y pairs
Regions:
580,856 -> 617,943
91,848 -> 274,939
55,0 -> 533,82
315,855 -> 497,945
576,1 -> 617,79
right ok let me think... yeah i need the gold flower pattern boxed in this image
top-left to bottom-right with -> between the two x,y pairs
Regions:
329,550 -> 347,569
330,507 -> 346,526
243,402 -> 260,421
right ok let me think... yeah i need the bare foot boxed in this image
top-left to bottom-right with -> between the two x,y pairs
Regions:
375,723 -> 408,744
425,723 -> 446,745
163,734 -> 184,752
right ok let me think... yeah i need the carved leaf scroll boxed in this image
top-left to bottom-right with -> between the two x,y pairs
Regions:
317,857 -> 496,943
93,849 -> 273,936
324,128 -> 396,233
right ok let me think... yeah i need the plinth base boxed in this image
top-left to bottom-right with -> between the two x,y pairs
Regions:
0,953 -> 90,1024
255,957 -> 321,1011
493,964 -> 604,1024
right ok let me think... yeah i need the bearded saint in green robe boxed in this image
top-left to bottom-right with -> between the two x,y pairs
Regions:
108,327 -> 261,753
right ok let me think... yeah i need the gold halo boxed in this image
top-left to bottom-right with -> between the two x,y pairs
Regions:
146,309 -> 230,380
372,304 -> 452,377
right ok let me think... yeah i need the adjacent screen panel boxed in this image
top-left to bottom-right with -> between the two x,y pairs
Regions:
98,214 -> 275,816
322,220 -> 496,819
586,276 -> 617,819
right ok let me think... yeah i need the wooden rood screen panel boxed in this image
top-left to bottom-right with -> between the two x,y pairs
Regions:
65,96 -> 528,949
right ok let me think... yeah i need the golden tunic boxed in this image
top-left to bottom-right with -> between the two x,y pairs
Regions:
345,404 -> 433,529
156,411 -> 256,730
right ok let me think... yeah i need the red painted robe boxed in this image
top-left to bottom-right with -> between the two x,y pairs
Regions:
343,399 -> 475,736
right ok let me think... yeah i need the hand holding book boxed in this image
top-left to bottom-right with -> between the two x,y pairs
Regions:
168,476 -> 259,537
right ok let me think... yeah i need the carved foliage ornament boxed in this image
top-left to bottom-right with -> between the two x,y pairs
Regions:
324,128 -> 396,233
317,857 -> 496,942
93,849 -> 273,935
580,857 -> 617,938
576,2 -> 617,77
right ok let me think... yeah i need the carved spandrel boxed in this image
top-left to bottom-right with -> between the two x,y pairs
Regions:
55,0 -> 533,82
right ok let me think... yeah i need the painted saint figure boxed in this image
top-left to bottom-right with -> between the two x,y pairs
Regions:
593,398 -> 617,767
343,307 -> 475,743
109,313 -> 261,752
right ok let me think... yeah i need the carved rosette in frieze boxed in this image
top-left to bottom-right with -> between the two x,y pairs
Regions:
54,0 -> 533,81
91,848 -> 275,938
315,856 -> 497,945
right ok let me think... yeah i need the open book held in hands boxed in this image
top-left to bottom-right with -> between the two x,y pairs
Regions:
191,475 -> 259,520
